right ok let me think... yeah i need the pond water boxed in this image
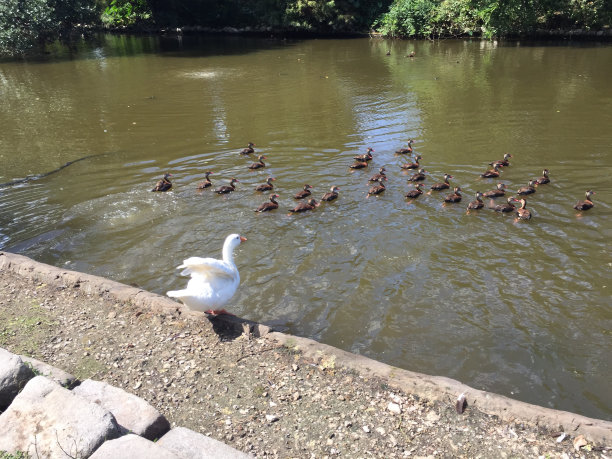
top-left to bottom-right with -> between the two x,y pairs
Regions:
1,34 -> 611,420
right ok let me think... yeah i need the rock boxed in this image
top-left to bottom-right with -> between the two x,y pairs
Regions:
73,379 -> 170,440
0,347 -> 35,409
0,376 -> 120,458
265,414 -> 280,423
456,393 -> 467,414
90,434 -> 180,458
362,425 -> 371,433
19,354 -> 77,388
157,426 -> 252,458
387,402 -> 401,414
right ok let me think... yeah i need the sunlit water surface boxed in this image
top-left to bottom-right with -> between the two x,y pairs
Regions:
1,35 -> 611,420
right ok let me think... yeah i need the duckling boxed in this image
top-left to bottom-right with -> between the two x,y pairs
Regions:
321,186 -> 340,202
367,177 -> 386,196
494,196 -> 516,213
574,190 -> 595,211
444,186 -> 462,203
248,155 -> 266,169
408,168 -> 427,182
350,160 -> 369,169
354,147 -> 375,162
215,178 -> 239,194
255,177 -> 275,192
513,198 -> 531,220
289,198 -> 318,213
517,180 -> 537,195
196,171 -> 213,189
152,173 -> 172,192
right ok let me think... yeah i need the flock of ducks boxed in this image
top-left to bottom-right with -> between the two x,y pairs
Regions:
152,141 -> 597,221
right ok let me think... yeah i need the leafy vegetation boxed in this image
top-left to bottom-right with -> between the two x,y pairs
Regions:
1,0 -> 610,56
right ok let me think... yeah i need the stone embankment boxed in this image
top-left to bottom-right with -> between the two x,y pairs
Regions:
0,348 -> 248,458
0,250 -> 611,458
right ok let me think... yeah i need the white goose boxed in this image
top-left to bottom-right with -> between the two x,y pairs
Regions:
167,234 -> 247,315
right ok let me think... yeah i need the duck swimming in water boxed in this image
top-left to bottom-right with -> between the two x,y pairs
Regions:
369,167 -> 387,182
289,198 -> 318,213
483,183 -> 506,198
574,190 -> 595,211
215,178 -> 239,194
513,198 -> 531,220
535,169 -> 550,185
490,153 -> 512,168
321,186 -> 340,202
152,173 -> 172,192
395,139 -> 414,154
255,177 -> 275,192
350,160 -> 369,169
467,191 -> 484,210
255,193 -> 280,212
481,164 -> 501,178
430,174 -> 453,191
444,186 -> 462,203
401,154 -> 421,170
494,196 -> 516,213
517,180 -> 537,195
405,183 -> 424,199
249,155 -> 267,169
294,184 -> 313,200
354,147 -> 375,162
367,177 -> 386,196
240,142 -> 255,155
409,168 -> 427,182
196,171 -> 213,190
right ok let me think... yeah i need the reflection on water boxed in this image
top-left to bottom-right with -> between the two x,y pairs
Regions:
1,35 -> 611,420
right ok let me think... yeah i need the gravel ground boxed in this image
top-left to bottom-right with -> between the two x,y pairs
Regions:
0,268 -> 609,458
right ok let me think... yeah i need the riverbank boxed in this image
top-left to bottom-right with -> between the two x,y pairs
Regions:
0,250 -> 610,457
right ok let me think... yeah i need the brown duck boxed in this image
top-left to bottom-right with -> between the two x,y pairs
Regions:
535,169 -> 550,185
152,173 -> 172,192
249,155 -> 266,169
405,183 -> 424,199
240,142 -> 255,155
430,174 -> 453,191
483,183 -> 506,198
467,191 -> 484,210
574,190 -> 595,211
395,139 -> 414,154
354,147 -> 374,162
289,198 -> 318,213
494,196 -> 516,212
367,178 -> 386,196
401,154 -> 421,170
444,186 -> 462,203
215,178 -> 239,194
255,193 -> 280,212
409,168 -> 427,182
481,164 -> 501,178
517,180 -> 537,195
350,160 -> 369,169
196,171 -> 213,189
255,177 -> 275,192
369,167 -> 387,182
491,153 -> 512,168
513,198 -> 531,220
321,186 -> 340,202
294,184 -> 313,199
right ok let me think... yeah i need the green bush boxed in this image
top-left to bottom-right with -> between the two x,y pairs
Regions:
0,0 -> 57,55
374,0 -> 437,37
101,0 -> 152,27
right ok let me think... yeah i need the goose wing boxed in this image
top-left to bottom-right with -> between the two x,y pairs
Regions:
177,257 -> 236,279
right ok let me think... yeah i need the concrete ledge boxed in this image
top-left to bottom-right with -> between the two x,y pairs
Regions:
1,250 -> 611,445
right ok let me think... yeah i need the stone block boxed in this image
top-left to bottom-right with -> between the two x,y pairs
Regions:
0,376 -> 120,458
90,434 -> 180,459
157,426 -> 252,458
19,355 -> 77,388
0,347 -> 35,409
73,379 -> 170,440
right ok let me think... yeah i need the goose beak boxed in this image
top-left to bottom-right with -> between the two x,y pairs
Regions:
240,236 -> 247,243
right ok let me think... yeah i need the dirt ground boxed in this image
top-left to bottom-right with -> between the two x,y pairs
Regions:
0,264 -> 610,458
